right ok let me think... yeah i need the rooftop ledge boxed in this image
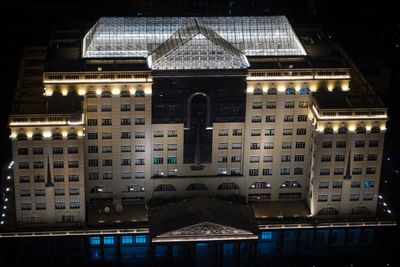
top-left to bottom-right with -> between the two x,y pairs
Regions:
43,71 -> 152,84
0,219 -> 396,239
311,105 -> 388,121
9,113 -> 84,127
247,68 -> 350,81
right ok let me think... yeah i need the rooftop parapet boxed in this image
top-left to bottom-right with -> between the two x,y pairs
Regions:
9,113 -> 84,127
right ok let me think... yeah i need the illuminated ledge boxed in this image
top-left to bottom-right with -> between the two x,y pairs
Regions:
1,221 -> 395,239
43,71 -> 152,84
9,114 -> 84,127
0,228 -> 149,239
312,105 -> 388,121
259,220 -> 397,230
152,234 -> 258,243
247,68 -> 351,81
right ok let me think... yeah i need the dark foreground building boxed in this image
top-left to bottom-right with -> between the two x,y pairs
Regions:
0,16 -> 397,266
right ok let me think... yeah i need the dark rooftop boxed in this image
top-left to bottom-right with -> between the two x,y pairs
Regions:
313,91 -> 386,109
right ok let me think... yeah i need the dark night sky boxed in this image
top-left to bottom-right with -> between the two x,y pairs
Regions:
0,1 -> 399,210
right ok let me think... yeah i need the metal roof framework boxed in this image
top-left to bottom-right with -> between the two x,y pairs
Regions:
82,16 -> 306,69
148,18 -> 249,70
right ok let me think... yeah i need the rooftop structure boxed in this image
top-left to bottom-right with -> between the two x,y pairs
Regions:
82,16 -> 306,60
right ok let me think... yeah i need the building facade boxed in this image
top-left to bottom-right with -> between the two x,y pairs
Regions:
8,16 -> 387,227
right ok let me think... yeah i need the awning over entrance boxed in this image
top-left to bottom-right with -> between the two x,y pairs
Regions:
148,197 -> 259,243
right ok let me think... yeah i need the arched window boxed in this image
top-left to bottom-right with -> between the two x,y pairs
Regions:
338,127 -> 348,134
120,90 -> 131,97
154,184 -> 176,192
317,207 -> 339,216
249,182 -> 271,189
285,88 -> 295,95
101,90 -> 112,98
370,126 -> 380,134
186,183 -> 208,191
267,88 -> 277,95
356,127 -> 366,134
253,88 -> 263,95
217,183 -> 240,190
299,87 -> 309,95
135,89 -> 144,97
67,132 -> 78,140
67,90 -> 78,96
323,127 -> 334,134
32,133 -> 43,141
17,134 -> 27,141
86,90 -> 96,98
52,91 -> 62,97
351,206 -> 370,214
52,133 -> 63,140
317,87 -> 328,93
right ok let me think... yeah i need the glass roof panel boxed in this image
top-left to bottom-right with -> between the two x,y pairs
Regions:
82,16 -> 306,59
148,18 -> 249,70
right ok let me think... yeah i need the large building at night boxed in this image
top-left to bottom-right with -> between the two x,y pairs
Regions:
8,16 -> 387,230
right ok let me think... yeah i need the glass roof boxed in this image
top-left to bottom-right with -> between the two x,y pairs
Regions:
148,18 -> 249,70
82,16 -> 306,60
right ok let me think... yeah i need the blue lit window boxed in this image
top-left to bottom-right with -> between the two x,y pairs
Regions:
136,235 -> 147,244
121,235 -> 133,245
167,156 -> 177,164
104,236 -> 115,245
90,236 -> 100,246
135,90 -> 144,97
299,87 -> 309,95
261,231 -> 272,240
286,88 -> 295,95
364,180 -> 374,188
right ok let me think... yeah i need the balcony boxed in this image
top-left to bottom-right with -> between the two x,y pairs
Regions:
247,68 -> 350,81
311,104 -> 387,121
9,113 -> 84,126
43,71 -> 152,84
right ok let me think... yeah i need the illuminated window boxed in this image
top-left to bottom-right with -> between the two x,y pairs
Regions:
299,87 -> 309,95
261,232 -> 272,240
121,235 -> 133,245
253,88 -> 263,95
135,90 -> 144,97
104,236 -> 115,245
286,88 -> 295,95
364,180 -> 374,188
136,235 -> 147,244
249,182 -> 271,189
90,236 -> 100,246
